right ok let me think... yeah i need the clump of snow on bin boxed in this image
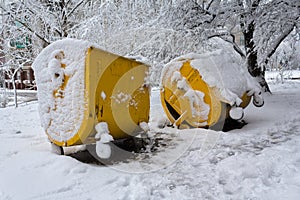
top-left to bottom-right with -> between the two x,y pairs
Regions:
162,62 -> 211,124
184,89 -> 210,123
101,91 -> 106,100
229,107 -> 244,120
32,38 -> 93,143
95,122 -> 113,159
95,122 -> 114,143
48,50 -> 65,90
139,121 -> 150,132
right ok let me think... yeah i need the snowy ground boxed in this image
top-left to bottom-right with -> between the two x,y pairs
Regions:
0,89 -> 37,108
0,79 -> 300,200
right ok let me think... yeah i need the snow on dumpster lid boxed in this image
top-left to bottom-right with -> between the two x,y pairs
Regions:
32,38 -> 93,143
163,49 -> 261,106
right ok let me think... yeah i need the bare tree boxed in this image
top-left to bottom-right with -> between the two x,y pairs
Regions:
0,1 -> 34,107
0,0 -> 94,106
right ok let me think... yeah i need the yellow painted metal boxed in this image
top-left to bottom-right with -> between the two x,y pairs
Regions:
92,48 -> 150,140
160,60 -> 250,128
239,92 -> 252,109
50,47 -> 150,147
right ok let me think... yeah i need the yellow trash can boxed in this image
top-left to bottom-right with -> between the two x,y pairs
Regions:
160,50 -> 263,129
33,39 -> 150,148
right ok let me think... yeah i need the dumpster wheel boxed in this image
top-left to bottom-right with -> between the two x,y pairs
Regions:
63,136 -> 146,164
253,95 -> 264,107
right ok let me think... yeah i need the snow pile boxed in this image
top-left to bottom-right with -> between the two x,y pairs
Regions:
95,122 -> 114,143
32,38 -> 93,143
184,89 -> 210,125
163,49 -> 262,106
229,107 -> 244,120
95,122 -> 114,159
139,121 -> 150,132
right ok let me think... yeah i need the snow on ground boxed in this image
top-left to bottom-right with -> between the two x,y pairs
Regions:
265,69 -> 300,81
0,89 -> 37,107
0,79 -> 300,200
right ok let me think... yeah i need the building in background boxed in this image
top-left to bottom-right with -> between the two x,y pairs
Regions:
0,0 -> 36,90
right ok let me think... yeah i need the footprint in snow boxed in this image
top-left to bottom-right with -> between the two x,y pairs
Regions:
71,166 -> 88,174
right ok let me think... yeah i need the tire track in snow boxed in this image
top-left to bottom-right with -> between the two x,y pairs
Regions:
211,111 -> 300,164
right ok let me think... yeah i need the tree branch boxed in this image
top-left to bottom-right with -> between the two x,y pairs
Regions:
265,21 -> 298,65
66,0 -> 84,18
1,4 -> 50,46
208,34 -> 246,58
14,19 -> 50,46
206,0 -> 215,10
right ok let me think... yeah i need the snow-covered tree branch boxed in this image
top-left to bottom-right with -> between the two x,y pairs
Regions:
1,0 -> 299,88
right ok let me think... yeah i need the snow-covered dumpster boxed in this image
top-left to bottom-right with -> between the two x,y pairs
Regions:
32,39 -> 150,155
160,50 -> 264,129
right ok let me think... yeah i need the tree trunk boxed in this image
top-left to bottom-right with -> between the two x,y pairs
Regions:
1,76 -> 7,108
244,21 -> 271,93
247,51 -> 271,93
12,76 -> 18,108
